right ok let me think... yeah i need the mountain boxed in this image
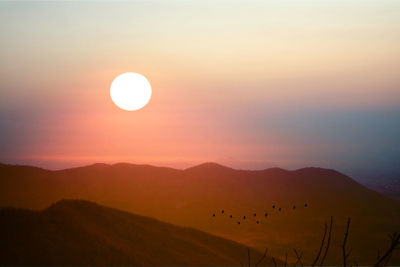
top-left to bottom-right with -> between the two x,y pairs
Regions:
0,162 -> 399,265
0,199 -> 274,266
361,175 -> 400,201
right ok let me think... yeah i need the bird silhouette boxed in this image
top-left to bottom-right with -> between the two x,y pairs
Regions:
305,203 -> 308,207
256,220 -> 260,224
272,205 -> 275,209
237,221 -> 241,225
265,212 -> 268,217
229,214 -> 233,218
253,213 -> 257,217
243,215 -> 246,220
212,213 -> 215,217
221,210 -> 224,214
293,205 -> 296,210
278,207 -> 282,212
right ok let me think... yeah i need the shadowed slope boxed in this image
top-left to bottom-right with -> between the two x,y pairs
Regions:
0,199 -> 273,266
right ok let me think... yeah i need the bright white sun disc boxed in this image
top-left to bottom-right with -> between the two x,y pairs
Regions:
110,72 -> 152,111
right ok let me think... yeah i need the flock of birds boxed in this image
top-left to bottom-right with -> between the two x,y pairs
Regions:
212,203 -> 309,225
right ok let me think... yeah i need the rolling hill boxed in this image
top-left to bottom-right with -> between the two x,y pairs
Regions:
0,162 -> 399,265
0,199 -> 274,266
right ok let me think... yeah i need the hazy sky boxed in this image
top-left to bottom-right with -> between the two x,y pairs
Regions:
0,1 -> 399,179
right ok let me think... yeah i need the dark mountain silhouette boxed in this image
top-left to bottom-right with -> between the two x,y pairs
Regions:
0,162 -> 399,265
0,199 -> 275,266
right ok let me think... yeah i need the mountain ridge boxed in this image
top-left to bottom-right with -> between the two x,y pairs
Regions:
0,161 -> 355,176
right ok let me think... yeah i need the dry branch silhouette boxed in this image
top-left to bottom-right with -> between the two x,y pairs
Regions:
319,216 -> 333,266
342,217 -> 351,267
293,248 -> 304,267
284,252 -> 288,267
311,221 -> 327,267
374,232 -> 400,267
255,248 -> 268,267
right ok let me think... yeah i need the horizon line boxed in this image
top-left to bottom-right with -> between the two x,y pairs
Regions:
0,160 -> 344,175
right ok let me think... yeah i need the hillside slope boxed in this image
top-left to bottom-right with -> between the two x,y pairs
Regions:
0,162 -> 399,265
0,199 -> 273,266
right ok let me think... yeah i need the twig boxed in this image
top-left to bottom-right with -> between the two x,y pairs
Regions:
284,252 -> 288,267
374,232 -> 400,267
248,247 -> 251,267
320,216 -> 333,266
272,257 -> 277,267
312,221 -> 328,266
342,217 -> 351,267
255,248 -> 268,267
293,248 -> 304,267
382,253 -> 392,267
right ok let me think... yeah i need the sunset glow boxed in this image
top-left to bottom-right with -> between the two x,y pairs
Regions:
0,1 -> 399,178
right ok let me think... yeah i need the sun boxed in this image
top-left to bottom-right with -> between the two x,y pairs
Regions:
110,72 -> 152,111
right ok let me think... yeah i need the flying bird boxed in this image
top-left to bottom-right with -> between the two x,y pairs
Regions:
243,216 -> 246,220
272,205 -> 275,209
305,203 -> 308,207
237,221 -> 241,225
278,208 -> 282,212
212,213 -> 215,217
229,214 -> 233,218
293,205 -> 296,210
256,221 -> 260,224
221,210 -> 224,214
253,213 -> 257,217
265,212 -> 268,217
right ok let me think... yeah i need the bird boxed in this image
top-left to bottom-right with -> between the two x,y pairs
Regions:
243,215 -> 246,220
264,212 -> 268,217
229,214 -> 233,218
256,221 -> 260,224
278,207 -> 282,212
221,210 -> 224,214
293,205 -> 296,210
253,213 -> 257,217
212,213 -> 215,217
272,205 -> 275,209
304,203 -> 308,207
237,221 -> 241,225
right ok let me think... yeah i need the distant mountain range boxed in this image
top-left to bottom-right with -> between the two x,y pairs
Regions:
0,199 -> 275,265
361,175 -> 400,201
0,162 -> 399,265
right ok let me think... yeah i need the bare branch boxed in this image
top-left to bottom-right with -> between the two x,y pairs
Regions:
248,247 -> 251,267
255,248 -> 268,267
293,248 -> 304,267
284,252 -> 288,267
382,253 -> 392,267
320,216 -> 333,267
374,232 -> 400,267
312,221 -> 328,267
272,257 -> 277,267
342,217 -> 351,267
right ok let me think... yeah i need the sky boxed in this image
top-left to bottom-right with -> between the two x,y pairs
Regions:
0,1 -> 399,180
